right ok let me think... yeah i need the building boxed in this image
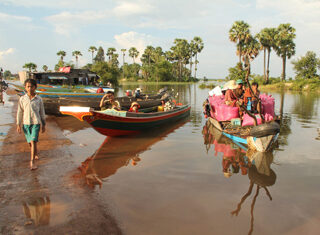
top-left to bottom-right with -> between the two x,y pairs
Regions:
19,67 -> 99,85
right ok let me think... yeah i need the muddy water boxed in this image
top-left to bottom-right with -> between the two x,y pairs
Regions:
3,84 -> 320,234
52,84 -> 320,235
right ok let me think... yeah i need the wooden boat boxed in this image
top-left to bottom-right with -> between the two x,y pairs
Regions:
204,93 -> 280,152
42,92 -> 170,115
60,104 -> 191,136
77,118 -> 189,188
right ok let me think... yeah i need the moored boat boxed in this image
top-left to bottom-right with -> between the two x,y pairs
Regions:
42,92 -> 171,115
60,104 -> 191,136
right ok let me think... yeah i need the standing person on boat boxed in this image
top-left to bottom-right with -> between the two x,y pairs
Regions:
244,82 -> 261,113
224,80 -> 239,106
99,91 -> 121,111
16,79 -> 46,170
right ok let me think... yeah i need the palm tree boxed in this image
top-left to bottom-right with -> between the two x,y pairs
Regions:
129,47 -> 139,64
72,51 -> 83,68
144,46 -> 154,65
42,65 -> 48,72
171,39 -> 189,81
274,23 -> 296,81
121,49 -> 126,78
88,46 -> 97,64
57,50 -> 66,62
191,36 -> 204,78
23,63 -> 37,72
229,21 -> 251,67
107,48 -> 116,63
256,28 -> 278,84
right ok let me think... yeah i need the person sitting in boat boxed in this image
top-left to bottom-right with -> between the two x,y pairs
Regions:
96,86 -> 104,93
99,91 -> 121,111
128,102 -> 140,112
243,82 -> 260,113
224,80 -> 240,106
135,88 -> 142,99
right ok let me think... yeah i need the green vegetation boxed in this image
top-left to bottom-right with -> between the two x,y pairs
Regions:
199,83 -> 215,89
227,21 -> 296,83
23,62 -> 37,72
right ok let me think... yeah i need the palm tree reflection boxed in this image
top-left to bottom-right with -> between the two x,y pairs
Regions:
78,118 -> 189,189
202,120 -> 277,235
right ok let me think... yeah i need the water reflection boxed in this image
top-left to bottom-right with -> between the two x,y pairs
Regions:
203,120 -> 276,235
22,196 -> 51,226
78,118 -> 189,189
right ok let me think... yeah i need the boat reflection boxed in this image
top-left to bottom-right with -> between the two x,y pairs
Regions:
202,120 -> 276,235
78,118 -> 189,189
22,196 -> 51,226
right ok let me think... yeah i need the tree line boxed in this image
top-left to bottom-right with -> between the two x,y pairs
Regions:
227,21 -> 296,83
22,37 -> 204,85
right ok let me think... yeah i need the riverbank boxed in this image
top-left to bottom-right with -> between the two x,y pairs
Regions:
0,89 -> 122,234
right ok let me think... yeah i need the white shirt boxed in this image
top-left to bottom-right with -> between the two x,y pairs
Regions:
16,94 -> 46,126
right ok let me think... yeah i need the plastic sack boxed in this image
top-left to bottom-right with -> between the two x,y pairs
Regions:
242,114 -> 262,126
209,86 -> 222,96
260,94 -> 275,117
208,95 -> 239,121
215,104 -> 239,121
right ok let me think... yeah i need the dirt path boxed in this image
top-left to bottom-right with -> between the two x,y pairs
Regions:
0,90 -> 122,234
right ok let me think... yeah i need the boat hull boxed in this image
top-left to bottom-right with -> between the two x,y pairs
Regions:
208,117 -> 279,152
61,105 -> 191,137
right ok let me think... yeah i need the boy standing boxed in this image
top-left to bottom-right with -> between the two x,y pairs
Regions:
16,79 -> 46,170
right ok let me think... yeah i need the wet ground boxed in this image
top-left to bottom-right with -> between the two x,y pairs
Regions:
0,84 -> 320,234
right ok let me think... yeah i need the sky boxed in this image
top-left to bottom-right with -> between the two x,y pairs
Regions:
0,0 -> 320,79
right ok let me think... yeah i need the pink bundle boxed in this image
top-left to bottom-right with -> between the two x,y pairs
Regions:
260,94 -> 275,117
208,95 -> 239,121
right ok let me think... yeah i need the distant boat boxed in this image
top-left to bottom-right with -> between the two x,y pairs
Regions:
60,104 -> 191,136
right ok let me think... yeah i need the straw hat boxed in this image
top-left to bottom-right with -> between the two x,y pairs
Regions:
222,80 -> 237,90
130,102 -> 140,108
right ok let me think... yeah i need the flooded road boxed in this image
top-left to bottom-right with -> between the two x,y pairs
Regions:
1,84 -> 320,234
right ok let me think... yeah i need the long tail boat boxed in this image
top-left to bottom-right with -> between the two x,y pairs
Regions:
60,104 -> 191,136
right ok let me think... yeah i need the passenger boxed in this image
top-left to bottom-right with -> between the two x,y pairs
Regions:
234,79 -> 244,99
244,82 -> 260,113
128,102 -> 140,112
224,80 -> 238,106
96,86 -> 104,93
99,91 -> 121,111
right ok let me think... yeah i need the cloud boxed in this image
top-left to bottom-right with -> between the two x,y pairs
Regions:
0,48 -> 15,59
113,1 -> 153,17
114,31 -> 153,62
2,0 -> 113,10
0,12 -> 32,22
256,0 -> 320,23
45,10 -> 111,36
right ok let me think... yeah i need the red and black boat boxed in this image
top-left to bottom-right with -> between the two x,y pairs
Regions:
60,104 -> 191,136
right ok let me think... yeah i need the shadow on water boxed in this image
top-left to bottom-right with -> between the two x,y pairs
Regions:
77,117 -> 190,189
202,120 -> 276,235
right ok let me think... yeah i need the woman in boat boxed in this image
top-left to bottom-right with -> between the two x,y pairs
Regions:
99,91 -> 121,111
243,82 -> 260,113
224,80 -> 244,106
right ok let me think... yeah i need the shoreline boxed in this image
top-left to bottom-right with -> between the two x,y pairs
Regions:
0,89 -> 122,234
